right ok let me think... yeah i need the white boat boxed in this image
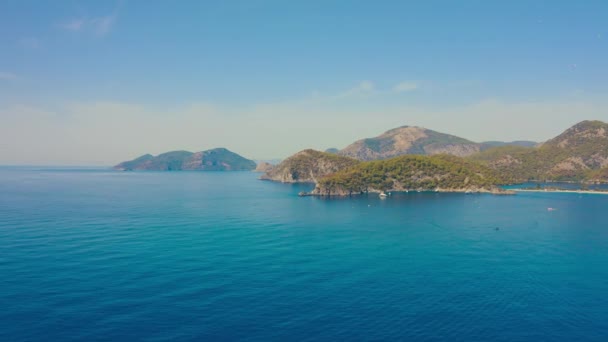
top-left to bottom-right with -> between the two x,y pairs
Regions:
379,192 -> 388,198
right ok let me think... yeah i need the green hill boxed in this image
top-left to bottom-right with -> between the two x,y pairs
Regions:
311,154 -> 511,196
470,121 -> 608,182
589,167 -> 608,183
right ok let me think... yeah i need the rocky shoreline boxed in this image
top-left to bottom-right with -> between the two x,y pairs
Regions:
511,189 -> 608,195
299,187 -> 515,197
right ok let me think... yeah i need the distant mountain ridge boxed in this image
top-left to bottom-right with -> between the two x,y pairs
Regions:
471,120 -> 608,182
338,126 -> 489,160
114,148 -> 256,171
336,126 -> 540,161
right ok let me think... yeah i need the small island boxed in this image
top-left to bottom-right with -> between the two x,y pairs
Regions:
114,148 -> 256,171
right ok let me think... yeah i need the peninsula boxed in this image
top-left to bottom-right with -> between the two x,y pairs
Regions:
261,120 -> 608,197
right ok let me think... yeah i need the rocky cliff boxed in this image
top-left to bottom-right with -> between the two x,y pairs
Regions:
260,149 -> 359,183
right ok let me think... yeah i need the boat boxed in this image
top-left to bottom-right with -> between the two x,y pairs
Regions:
379,192 -> 388,198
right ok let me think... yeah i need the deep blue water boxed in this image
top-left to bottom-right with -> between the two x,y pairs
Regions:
1,168 -> 607,341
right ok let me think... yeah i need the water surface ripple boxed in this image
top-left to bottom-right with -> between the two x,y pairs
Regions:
1,169 -> 607,341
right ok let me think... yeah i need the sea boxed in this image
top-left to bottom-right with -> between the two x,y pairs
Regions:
1,167 -> 607,341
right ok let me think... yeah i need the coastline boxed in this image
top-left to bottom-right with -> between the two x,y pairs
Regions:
301,187 -> 515,197
511,189 -> 608,195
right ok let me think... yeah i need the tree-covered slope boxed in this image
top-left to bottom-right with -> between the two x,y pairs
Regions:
312,154 -> 511,196
588,167 -> 608,183
470,121 -> 608,182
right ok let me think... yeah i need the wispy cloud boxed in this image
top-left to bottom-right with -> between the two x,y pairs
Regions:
90,15 -> 117,36
0,72 -> 18,81
311,80 -> 421,103
393,81 -> 419,93
335,80 -> 375,99
61,18 -> 86,31
59,14 -> 117,36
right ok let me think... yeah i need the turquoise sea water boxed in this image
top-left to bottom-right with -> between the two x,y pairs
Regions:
1,168 -> 607,341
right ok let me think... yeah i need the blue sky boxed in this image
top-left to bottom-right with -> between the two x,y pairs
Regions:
1,1 -> 607,165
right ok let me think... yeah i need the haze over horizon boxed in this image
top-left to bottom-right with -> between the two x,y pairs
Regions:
1,1 -> 607,165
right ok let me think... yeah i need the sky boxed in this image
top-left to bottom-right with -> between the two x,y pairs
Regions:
1,0 -> 607,165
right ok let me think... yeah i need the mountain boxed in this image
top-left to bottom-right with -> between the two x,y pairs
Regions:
114,148 -> 256,171
337,126 -> 481,160
324,148 -> 339,154
310,154 -> 511,196
470,120 -> 608,182
260,149 -> 359,183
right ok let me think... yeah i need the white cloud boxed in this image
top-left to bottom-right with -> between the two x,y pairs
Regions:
0,72 -> 18,81
333,81 -> 375,98
393,81 -> 419,93
61,18 -> 86,31
313,81 -> 376,101
59,15 -> 117,36
311,80 -> 417,102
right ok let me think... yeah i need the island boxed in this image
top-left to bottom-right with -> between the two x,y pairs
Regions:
114,148 -> 256,171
